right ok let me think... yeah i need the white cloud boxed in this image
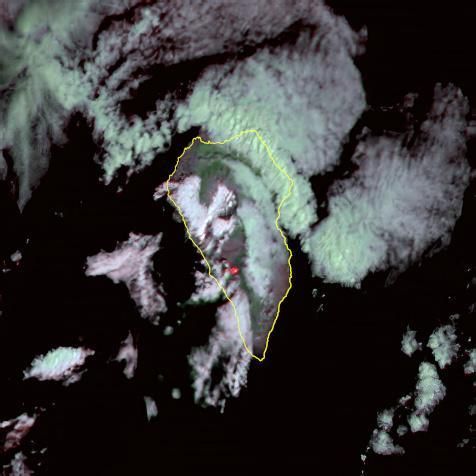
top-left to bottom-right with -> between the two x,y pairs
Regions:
176,10 -> 365,239
401,327 -> 421,357
427,324 -> 460,369
366,360 -> 448,459
414,362 -> 446,413
144,396 -> 158,421
306,84 -> 469,286
370,429 -> 404,455
189,290 -> 252,410
0,413 -> 36,452
23,346 -> 94,383
1,0 -> 362,211
86,233 -> 166,325
463,349 -> 476,375
408,412 -> 430,433
0,0 -> 124,207
376,408 -> 395,431
116,332 -> 138,379
405,361 -> 448,434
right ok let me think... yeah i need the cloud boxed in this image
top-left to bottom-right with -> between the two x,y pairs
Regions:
175,2 -> 365,238
86,233 -> 166,325
401,327 -> 421,357
2,0 -> 361,210
189,291 -> 252,410
370,429 -> 404,455
412,362 -> 446,427
0,0 -> 118,207
305,84 -> 469,286
427,324 -> 460,369
23,346 -> 94,383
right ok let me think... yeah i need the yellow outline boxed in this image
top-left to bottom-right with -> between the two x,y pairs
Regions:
166,129 -> 294,362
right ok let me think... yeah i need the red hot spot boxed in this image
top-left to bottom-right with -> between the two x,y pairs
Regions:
229,266 -> 239,276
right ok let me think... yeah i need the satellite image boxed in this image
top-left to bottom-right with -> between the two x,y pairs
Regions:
0,1 -> 474,474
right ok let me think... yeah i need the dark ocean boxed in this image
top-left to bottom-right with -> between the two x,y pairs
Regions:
0,3 -> 474,475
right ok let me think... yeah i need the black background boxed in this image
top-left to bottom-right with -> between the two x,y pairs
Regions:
0,3 -> 475,475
